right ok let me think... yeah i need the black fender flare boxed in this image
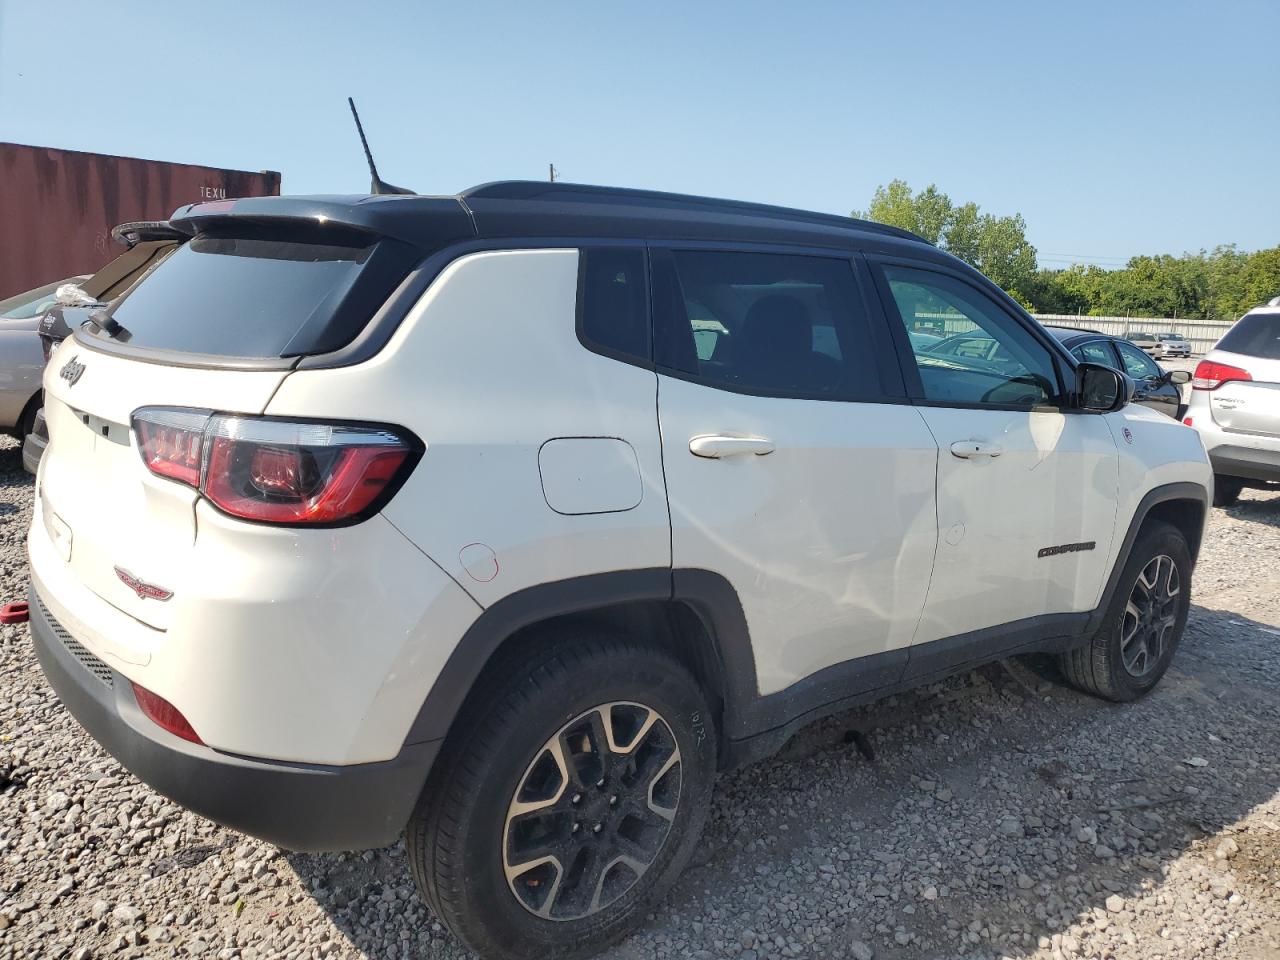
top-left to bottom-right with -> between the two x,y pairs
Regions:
1085,480 -> 1209,635
400,568 -> 757,748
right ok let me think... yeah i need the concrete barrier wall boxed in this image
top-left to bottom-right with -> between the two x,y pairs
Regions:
1032,315 -> 1234,357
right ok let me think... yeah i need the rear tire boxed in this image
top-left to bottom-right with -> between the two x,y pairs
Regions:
17,395 -> 39,441
1059,521 -> 1190,702
1213,475 -> 1243,507
407,633 -> 715,960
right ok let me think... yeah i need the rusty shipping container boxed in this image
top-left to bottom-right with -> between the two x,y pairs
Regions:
0,142 -> 281,298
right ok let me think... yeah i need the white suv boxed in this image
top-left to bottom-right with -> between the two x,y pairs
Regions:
1185,302 -> 1280,504
27,182 -> 1212,960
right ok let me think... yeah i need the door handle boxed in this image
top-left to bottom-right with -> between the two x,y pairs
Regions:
689,435 -> 776,459
949,439 -> 1003,459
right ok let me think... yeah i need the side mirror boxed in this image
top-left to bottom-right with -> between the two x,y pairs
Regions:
1167,369 -> 1192,385
1076,362 -> 1133,412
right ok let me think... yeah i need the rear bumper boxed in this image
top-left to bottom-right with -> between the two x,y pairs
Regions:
1207,446 -> 1280,484
29,585 -> 439,852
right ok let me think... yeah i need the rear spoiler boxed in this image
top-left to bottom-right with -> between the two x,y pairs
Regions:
111,220 -> 187,249
168,195 -> 476,253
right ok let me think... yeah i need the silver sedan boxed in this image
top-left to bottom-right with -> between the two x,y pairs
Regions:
0,277 -> 88,439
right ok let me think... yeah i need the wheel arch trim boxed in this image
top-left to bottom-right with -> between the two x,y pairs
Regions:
1088,481 -> 1208,635
401,568 -> 756,748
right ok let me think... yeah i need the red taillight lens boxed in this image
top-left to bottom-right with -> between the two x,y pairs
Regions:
135,412 -> 207,486
131,408 -> 418,526
204,435 -> 410,524
131,681 -> 203,744
1192,360 -> 1252,390
248,446 -> 307,498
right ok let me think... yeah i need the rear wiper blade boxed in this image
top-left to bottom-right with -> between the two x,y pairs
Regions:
86,308 -> 128,340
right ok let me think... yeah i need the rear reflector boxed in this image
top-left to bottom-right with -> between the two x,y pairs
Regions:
131,682 -> 203,744
1192,360 -> 1252,390
131,408 -> 419,527
1182,417 -> 1193,427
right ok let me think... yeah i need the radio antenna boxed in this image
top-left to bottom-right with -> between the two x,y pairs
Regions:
348,97 -> 415,196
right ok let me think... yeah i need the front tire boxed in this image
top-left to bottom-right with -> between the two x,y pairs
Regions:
1059,521 -> 1191,702
407,633 -> 715,960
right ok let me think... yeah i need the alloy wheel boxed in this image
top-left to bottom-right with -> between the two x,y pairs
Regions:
502,702 -> 682,921
1120,554 -> 1180,678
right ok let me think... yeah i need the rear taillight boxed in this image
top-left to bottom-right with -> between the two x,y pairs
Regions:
131,408 -> 419,527
135,408 -> 208,486
131,681 -> 203,744
1192,360 -> 1252,390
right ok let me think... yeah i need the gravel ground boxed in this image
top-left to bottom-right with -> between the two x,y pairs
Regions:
3,433 -> 1280,960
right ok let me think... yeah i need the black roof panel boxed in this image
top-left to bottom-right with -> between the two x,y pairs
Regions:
460,180 -> 923,242
169,180 -> 937,259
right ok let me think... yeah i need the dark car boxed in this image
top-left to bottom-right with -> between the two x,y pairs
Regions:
1048,326 -> 1190,419
21,221 -> 184,473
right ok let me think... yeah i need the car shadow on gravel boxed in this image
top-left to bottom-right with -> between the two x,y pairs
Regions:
1223,492 -> 1280,529
0,444 -> 32,489
281,601 -> 1280,959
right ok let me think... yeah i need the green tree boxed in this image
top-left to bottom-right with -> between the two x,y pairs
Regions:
856,180 -> 1279,320
855,180 -> 952,245
1233,247 -> 1280,315
855,180 -> 1037,303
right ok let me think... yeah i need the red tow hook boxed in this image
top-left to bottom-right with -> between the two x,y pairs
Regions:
0,602 -> 30,625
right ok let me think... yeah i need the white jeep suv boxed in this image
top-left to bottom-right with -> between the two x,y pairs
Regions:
27,182 -> 1212,960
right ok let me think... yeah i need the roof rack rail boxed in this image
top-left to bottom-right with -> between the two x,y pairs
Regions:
459,180 -> 927,244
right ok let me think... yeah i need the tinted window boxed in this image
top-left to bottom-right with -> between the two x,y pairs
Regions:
1115,340 -> 1162,379
1072,340 -> 1118,367
655,250 -> 882,400
879,265 -> 1060,407
99,236 -> 377,358
578,248 -> 649,363
1218,312 -> 1280,360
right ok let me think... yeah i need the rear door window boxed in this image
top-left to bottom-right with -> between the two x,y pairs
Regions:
89,232 -> 415,359
653,250 -> 887,401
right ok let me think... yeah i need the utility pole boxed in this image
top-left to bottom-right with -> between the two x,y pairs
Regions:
549,163 -> 558,183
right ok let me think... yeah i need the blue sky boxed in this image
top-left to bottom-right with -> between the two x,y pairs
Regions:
1,1 -> 1276,267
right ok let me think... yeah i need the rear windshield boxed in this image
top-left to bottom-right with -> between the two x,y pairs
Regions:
95,235 -> 376,358
1217,312 -> 1280,360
